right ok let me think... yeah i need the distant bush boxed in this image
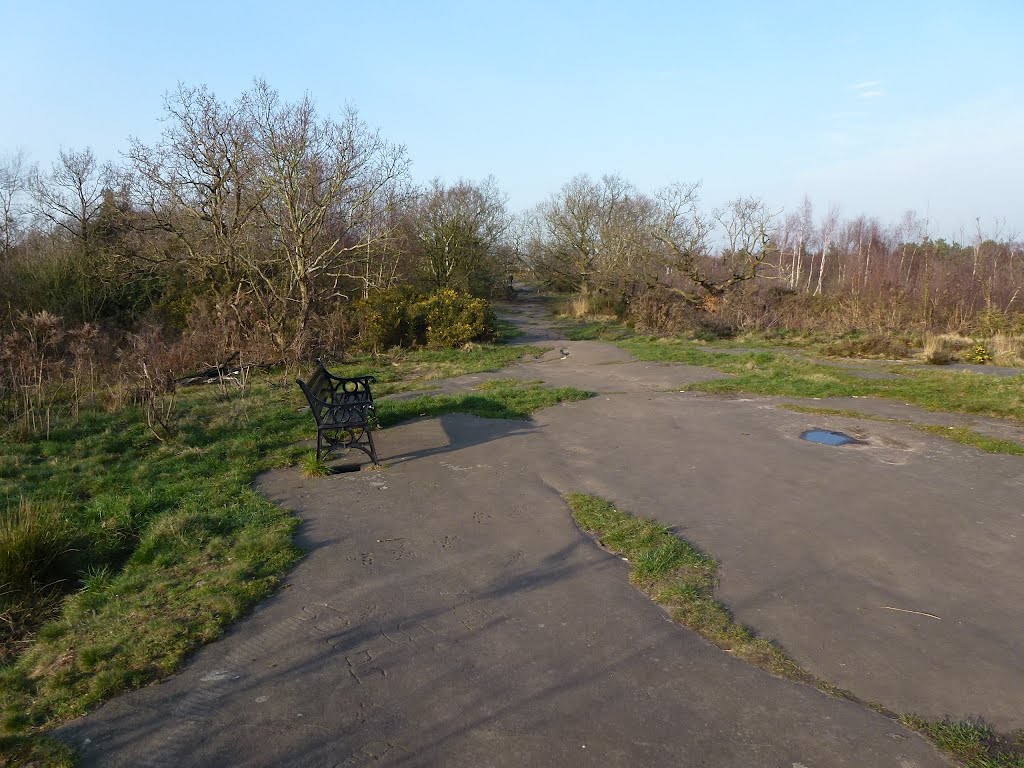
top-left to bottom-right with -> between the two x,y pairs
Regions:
357,287 -> 421,351
559,291 -> 629,320
974,308 -> 1013,336
357,288 -> 495,351
823,335 -> 912,359
989,333 -> 1024,366
629,288 -> 736,339
419,289 -> 495,348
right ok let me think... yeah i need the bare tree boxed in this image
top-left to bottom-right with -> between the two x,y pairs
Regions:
651,186 -> 774,305
774,211 -> 800,286
895,209 -> 927,284
529,174 -> 658,296
528,174 -> 605,294
0,150 -> 28,261
716,196 -> 776,267
790,196 -> 812,291
247,80 -> 409,351
352,179 -> 419,298
128,83 -> 265,293
413,176 -> 512,295
29,147 -> 107,259
598,182 -> 661,298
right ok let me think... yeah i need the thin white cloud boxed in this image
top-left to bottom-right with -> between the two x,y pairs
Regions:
825,131 -> 863,147
851,80 -> 882,91
795,97 -> 1024,235
857,89 -> 884,99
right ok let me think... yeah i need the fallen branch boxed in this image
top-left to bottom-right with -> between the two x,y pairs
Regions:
177,352 -> 242,386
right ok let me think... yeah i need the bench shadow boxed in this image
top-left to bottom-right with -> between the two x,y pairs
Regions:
378,413 -> 538,466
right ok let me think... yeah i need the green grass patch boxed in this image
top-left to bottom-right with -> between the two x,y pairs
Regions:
911,425 -> 1024,456
564,493 -> 816,684
320,344 -> 547,392
778,404 -> 894,420
821,334 -> 914,359
0,343 -> 578,765
377,381 -> 593,426
563,320 -> 634,341
1,379 -> 309,739
899,716 -> 1024,768
493,317 -> 524,342
0,734 -> 76,767
618,337 -> 1024,422
298,450 -> 331,478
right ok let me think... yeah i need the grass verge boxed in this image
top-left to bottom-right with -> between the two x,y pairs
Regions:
492,317 -> 524,342
778,405 -> 1024,456
379,380 -> 592,426
0,735 -> 76,768
322,345 -> 545,390
564,493 -> 820,685
910,425 -> 1024,456
564,320 -> 634,342
0,344 -> 583,765
899,716 -> 1024,768
616,337 -> 1024,422
565,492 -> 1024,768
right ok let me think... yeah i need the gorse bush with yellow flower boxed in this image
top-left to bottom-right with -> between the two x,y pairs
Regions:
358,288 -> 496,351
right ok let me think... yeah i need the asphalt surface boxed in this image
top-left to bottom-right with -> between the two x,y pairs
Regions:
57,294 -> 1023,766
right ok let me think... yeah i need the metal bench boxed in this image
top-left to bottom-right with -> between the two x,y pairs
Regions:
296,359 -> 378,465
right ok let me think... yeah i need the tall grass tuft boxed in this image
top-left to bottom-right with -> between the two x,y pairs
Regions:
0,499 -> 79,660
922,332 -> 1024,366
990,333 -> 1024,366
923,333 -> 972,364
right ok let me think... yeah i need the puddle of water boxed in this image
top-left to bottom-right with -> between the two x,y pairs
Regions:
800,429 -> 860,446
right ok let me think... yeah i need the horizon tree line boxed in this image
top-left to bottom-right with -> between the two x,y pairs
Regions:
2,79 -> 1022,355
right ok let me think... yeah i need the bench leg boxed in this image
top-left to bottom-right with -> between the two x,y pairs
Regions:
366,428 -> 379,465
317,426 -> 377,465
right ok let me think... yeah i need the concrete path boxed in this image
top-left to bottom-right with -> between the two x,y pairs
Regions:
57,292 -> 1023,765
59,415 -> 950,767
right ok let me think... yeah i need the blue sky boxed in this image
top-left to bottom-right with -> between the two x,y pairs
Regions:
2,0 -> 1021,237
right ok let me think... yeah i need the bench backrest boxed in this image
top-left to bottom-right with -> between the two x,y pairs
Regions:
315,359 -> 376,404
297,364 -> 376,429
297,369 -> 333,425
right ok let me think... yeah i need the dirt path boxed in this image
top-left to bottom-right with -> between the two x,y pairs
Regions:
57,292 -> 1024,766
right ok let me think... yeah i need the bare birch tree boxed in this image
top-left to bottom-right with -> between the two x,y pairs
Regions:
794,195 -> 813,291
1,150 -> 28,261
813,205 -> 840,296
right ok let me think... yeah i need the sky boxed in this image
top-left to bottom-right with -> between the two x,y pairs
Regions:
2,0 -> 1022,238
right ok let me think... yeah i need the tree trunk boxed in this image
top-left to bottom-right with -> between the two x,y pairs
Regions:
814,246 -> 826,296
